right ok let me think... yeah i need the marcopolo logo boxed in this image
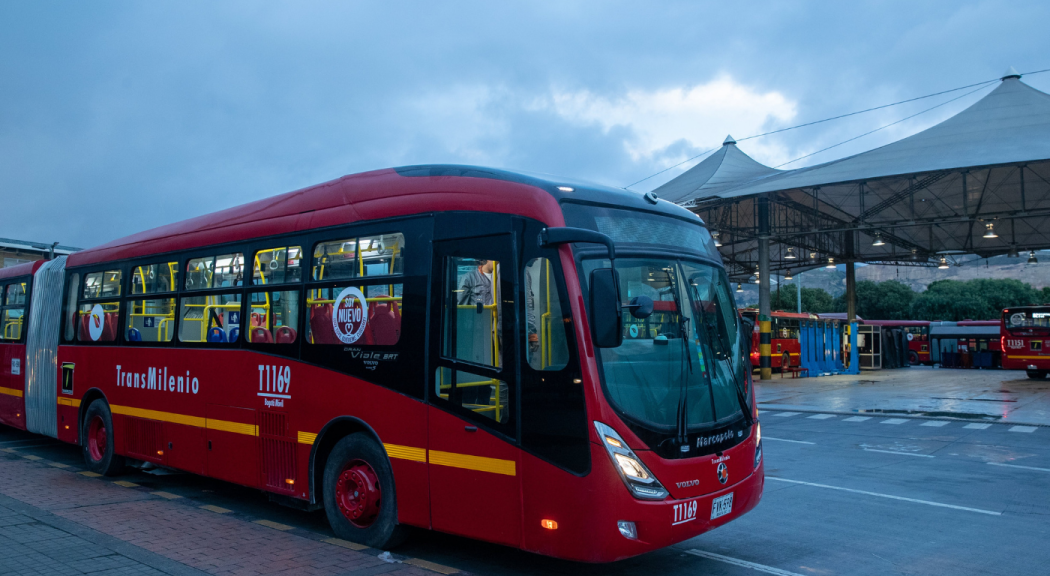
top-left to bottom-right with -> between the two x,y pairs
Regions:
332,286 -> 369,344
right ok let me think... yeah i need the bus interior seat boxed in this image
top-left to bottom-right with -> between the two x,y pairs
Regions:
103,313 -> 119,341
275,326 -> 296,344
229,326 -> 240,342
251,312 -> 264,327
309,304 -> 341,344
127,328 -> 142,342
251,327 -> 274,344
370,301 -> 401,345
207,327 -> 228,343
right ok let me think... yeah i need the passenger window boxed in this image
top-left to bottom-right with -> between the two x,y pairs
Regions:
1,283 -> 28,341
248,290 -> 301,344
131,262 -> 179,294
436,367 -> 509,424
178,293 -> 242,343
305,284 -> 403,345
359,233 -> 405,276
64,273 -> 80,342
77,302 -> 120,342
524,258 -> 569,371
101,270 -> 122,298
312,238 -> 358,280
5,283 -> 27,306
185,253 -> 244,290
126,298 -> 176,342
253,247 -> 303,285
82,272 -> 108,298
443,257 -> 501,368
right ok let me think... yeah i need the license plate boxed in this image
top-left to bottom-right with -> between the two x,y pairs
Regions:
710,493 -> 734,520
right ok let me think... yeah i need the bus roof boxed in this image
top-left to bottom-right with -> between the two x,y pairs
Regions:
739,309 -> 818,320
861,320 -> 930,327
0,260 -> 45,281
67,165 -> 703,268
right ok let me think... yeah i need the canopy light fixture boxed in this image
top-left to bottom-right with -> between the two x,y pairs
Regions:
1008,245 -> 1020,258
983,223 -> 998,239
809,251 -> 818,260
736,283 -> 743,292
752,275 -> 760,284
785,269 -> 793,281
872,233 -> 885,247
556,186 -> 574,192
1029,251 -> 1038,264
826,257 -> 836,269
785,247 -> 797,260
712,230 -> 722,247
938,256 -> 950,269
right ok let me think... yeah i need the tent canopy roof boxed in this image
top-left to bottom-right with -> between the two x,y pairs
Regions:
655,136 -> 779,203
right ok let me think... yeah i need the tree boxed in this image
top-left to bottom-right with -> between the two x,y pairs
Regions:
832,280 -> 915,319
910,279 -> 1040,321
771,284 -> 834,314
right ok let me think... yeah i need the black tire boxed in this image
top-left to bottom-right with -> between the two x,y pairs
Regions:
908,351 -> 919,366
1026,369 -> 1048,379
81,400 -> 125,476
322,434 -> 407,549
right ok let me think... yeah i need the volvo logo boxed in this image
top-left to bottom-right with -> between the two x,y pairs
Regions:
676,479 -> 699,488
716,462 -> 729,485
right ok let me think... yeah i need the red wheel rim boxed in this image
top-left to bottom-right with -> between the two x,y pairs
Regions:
335,459 -> 381,528
87,415 -> 107,462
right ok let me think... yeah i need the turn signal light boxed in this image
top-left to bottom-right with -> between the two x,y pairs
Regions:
285,479 -> 295,485
157,450 -> 164,456
541,519 -> 558,530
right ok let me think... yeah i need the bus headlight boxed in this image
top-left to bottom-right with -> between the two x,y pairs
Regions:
595,421 -> 668,500
754,422 -> 763,469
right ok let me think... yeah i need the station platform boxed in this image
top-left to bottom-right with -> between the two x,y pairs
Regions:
757,365 -> 1050,426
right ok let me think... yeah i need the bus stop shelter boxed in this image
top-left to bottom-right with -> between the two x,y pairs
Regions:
655,70 -> 1050,378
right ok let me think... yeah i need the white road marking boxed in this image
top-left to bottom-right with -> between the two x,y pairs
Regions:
988,462 -> 1050,473
763,437 -> 815,445
807,414 -> 835,420
685,549 -> 808,576
843,416 -> 871,422
921,421 -> 949,427
1008,426 -> 1037,433
964,423 -> 992,430
881,418 -> 908,425
772,412 -> 801,417
863,448 -> 934,458
767,477 -> 1002,516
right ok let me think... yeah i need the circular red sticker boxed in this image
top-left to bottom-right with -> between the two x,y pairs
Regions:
332,287 -> 369,344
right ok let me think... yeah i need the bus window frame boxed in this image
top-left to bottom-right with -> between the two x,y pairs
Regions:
244,285 -> 304,356
0,277 -> 32,343
123,259 -> 181,346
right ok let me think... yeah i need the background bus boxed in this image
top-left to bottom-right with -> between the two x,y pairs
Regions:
861,320 -> 931,365
930,320 -> 1002,369
1000,306 -> 1050,378
0,165 -> 763,563
739,309 -> 812,371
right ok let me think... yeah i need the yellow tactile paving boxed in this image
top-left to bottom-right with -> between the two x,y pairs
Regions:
199,504 -> 232,514
112,480 -> 139,488
405,558 -> 461,574
254,519 -> 294,531
321,537 -> 369,551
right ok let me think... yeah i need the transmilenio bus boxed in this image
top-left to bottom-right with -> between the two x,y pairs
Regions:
0,165 -> 763,562
1001,306 -> 1050,378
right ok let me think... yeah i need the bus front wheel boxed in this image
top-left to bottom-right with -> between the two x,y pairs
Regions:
81,401 -> 125,476
908,351 -> 919,365
323,433 -> 406,549
1026,369 -> 1048,379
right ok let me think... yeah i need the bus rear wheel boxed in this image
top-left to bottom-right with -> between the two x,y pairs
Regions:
323,434 -> 406,549
81,401 -> 125,476
909,351 -> 919,365
1026,369 -> 1048,379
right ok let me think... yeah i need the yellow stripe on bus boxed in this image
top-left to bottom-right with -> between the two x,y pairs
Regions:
428,450 -> 516,476
0,387 -> 23,398
1005,355 -> 1050,360
384,443 -> 426,462
206,419 -> 258,436
298,431 -> 318,445
111,405 -> 207,428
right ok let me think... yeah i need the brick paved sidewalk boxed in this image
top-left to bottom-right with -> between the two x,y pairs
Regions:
0,449 -> 453,576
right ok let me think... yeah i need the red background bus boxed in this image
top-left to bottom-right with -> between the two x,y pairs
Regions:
0,165 -> 763,563
1000,307 -> 1050,378
861,320 -> 931,365
740,310 -> 810,370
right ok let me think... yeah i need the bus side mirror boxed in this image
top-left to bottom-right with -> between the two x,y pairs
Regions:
590,268 -> 623,348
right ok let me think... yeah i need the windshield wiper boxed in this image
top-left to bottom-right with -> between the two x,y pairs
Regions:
661,266 -> 691,448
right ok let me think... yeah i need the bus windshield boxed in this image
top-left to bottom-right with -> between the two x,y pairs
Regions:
1004,307 -> 1050,335
582,257 -> 748,451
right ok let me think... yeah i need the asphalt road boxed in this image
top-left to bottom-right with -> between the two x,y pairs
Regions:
3,411 -> 1048,576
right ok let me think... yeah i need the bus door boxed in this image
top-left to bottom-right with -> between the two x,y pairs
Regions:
428,233 -> 522,547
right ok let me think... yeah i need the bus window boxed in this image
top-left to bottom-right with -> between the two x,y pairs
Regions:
64,273 -> 80,342
126,298 -> 176,342
179,293 -> 242,343
359,234 -> 405,276
186,254 -> 244,290
83,270 -> 122,299
131,262 -> 179,294
77,301 -> 120,342
253,247 -> 302,285
524,257 -> 568,371
249,290 -> 301,344
436,366 -> 509,424
5,283 -> 27,306
305,284 -> 403,346
444,257 -> 501,368
313,239 -> 357,280
1,283 -> 28,341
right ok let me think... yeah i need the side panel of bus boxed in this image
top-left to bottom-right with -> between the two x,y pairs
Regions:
0,276 -> 30,430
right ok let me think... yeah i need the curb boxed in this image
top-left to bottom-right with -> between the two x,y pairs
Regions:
758,406 -> 1050,428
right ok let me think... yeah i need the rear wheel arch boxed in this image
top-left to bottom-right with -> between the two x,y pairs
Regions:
77,389 -> 109,444
308,416 -> 384,505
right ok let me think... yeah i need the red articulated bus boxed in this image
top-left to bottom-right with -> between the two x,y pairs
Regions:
860,320 -> 931,365
1000,307 -> 1050,378
739,310 -> 810,370
0,165 -> 763,562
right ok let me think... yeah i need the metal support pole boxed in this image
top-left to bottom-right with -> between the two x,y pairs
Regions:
846,261 -> 856,323
797,271 -> 802,314
758,195 -> 772,380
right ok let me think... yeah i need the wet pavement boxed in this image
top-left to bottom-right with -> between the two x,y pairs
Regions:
756,366 -> 1050,426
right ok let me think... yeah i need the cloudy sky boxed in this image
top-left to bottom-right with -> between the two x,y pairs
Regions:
3,1 -> 1049,249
